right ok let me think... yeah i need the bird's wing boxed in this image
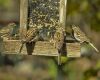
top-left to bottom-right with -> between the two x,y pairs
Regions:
72,25 -> 90,42
54,31 -> 64,50
25,28 -> 38,42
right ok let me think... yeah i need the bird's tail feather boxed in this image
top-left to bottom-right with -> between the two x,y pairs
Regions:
58,53 -> 61,65
19,43 -> 24,53
89,43 -> 99,53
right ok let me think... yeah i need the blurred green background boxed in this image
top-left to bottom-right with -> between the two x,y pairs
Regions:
0,0 -> 100,80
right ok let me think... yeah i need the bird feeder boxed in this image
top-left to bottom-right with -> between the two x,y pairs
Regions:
0,0 -> 81,57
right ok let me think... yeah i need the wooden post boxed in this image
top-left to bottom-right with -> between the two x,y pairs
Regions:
20,0 -> 28,39
59,0 -> 67,29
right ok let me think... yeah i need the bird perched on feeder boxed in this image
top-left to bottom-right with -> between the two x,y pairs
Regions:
19,26 -> 39,53
0,23 -> 17,40
72,25 -> 99,53
53,28 -> 65,65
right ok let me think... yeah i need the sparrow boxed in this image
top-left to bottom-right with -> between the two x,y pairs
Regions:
19,27 -> 39,53
54,28 -> 65,65
0,23 -> 17,39
72,25 -> 99,53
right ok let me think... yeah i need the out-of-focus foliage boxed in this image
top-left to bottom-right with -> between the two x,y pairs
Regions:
0,0 -> 11,8
67,0 -> 100,31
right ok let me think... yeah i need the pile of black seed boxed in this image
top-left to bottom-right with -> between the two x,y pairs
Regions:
28,0 -> 60,28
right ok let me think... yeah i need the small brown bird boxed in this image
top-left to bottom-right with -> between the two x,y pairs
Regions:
19,27 -> 39,53
24,27 -> 39,43
72,25 -> 99,53
0,23 -> 16,39
54,28 -> 65,65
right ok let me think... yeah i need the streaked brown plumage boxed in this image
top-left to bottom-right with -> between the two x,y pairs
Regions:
54,28 -> 65,65
0,23 -> 16,40
72,25 -> 99,53
54,28 -> 65,50
24,27 -> 39,43
19,27 -> 39,53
